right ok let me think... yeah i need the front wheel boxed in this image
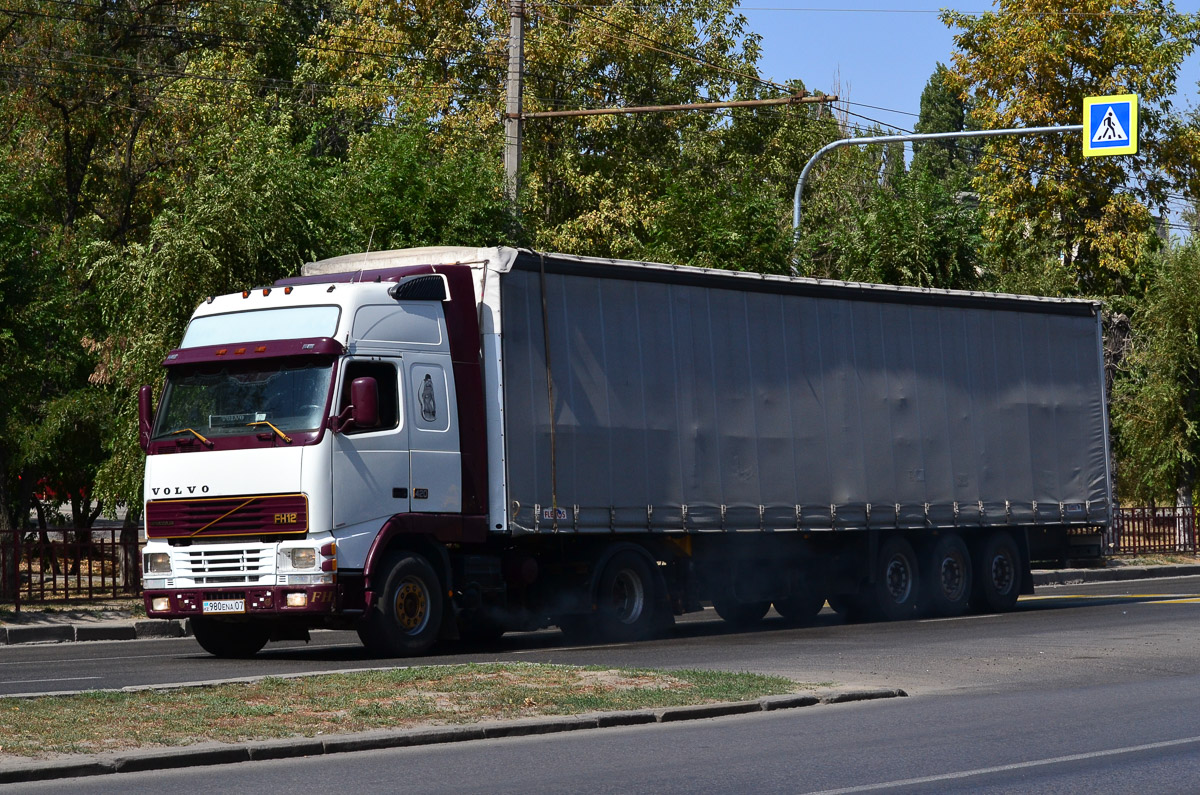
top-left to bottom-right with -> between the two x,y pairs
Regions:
358,552 -> 444,657
191,618 -> 269,658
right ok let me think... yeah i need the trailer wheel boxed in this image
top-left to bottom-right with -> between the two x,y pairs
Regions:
358,552 -> 443,657
773,590 -> 825,625
971,531 -> 1020,613
828,594 -> 871,624
190,618 -> 269,658
713,597 -> 771,628
557,615 -> 596,644
870,535 -> 920,621
594,550 -> 658,641
921,533 -> 972,617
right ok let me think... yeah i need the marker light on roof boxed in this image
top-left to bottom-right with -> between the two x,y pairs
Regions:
262,288 -> 271,296
242,290 -> 250,298
255,346 -> 266,353
285,286 -> 294,295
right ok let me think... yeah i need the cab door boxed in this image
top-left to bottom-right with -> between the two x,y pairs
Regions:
332,357 -> 410,530
406,354 -> 461,513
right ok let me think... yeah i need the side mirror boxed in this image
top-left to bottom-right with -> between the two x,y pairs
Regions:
334,377 -> 380,433
138,385 -> 155,452
351,377 -> 380,428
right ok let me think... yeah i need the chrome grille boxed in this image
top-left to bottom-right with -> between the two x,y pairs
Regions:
174,545 -> 275,586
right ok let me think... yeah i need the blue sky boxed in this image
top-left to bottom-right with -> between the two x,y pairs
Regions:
738,3 -> 1200,135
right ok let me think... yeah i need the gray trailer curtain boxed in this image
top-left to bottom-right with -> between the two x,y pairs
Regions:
501,259 -> 1110,534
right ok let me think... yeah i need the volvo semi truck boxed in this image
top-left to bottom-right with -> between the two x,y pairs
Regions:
139,246 -> 1112,657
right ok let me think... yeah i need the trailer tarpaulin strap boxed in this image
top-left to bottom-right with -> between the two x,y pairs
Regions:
538,252 -> 560,531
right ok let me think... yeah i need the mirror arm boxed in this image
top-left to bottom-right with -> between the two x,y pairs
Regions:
330,405 -> 357,434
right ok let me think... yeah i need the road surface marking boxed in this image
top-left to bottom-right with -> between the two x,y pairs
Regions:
917,614 -> 1001,623
804,734 -> 1200,794
2,676 -> 102,685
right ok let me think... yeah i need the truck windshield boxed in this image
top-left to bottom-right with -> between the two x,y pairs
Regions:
152,361 -> 335,440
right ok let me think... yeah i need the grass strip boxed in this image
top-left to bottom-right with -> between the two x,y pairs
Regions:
0,663 -> 811,759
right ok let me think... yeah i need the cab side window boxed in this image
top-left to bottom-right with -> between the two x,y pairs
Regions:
339,361 -> 399,432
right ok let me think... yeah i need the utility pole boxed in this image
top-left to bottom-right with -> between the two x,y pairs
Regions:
504,0 -> 524,206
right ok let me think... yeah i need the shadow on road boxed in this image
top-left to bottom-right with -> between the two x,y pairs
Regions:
227,590 -> 1192,664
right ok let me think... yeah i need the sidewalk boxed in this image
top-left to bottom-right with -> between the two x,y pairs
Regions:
4,562 -> 1200,646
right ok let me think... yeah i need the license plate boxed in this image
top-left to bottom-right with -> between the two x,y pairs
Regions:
202,599 -> 245,614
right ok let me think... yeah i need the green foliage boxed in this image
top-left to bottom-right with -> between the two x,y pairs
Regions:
1112,241 -> 1200,504
943,0 -> 1200,292
334,126 -> 518,252
0,0 -> 1196,514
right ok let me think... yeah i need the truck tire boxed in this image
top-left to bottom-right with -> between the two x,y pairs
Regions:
358,552 -> 444,657
773,590 -> 825,625
971,531 -> 1021,613
870,535 -> 920,621
828,593 -> 871,623
712,597 -> 771,628
594,550 -> 658,642
190,618 -> 269,658
921,533 -> 972,617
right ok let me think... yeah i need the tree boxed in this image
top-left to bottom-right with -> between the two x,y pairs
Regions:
791,65 -> 984,290
1112,241 -> 1200,507
911,63 -> 975,181
942,1 -> 1200,293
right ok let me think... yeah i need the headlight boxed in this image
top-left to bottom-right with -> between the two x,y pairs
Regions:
289,548 -> 317,569
144,552 -> 171,573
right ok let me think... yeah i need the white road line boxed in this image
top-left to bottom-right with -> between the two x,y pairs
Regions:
0,640 -> 358,667
804,734 -> 1200,794
2,676 -> 102,685
512,643 -> 634,654
917,613 -> 1001,624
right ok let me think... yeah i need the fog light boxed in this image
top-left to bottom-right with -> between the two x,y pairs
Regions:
144,552 -> 171,574
151,597 -> 171,612
286,592 -> 308,608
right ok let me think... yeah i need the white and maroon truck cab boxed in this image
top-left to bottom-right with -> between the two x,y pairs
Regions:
140,247 -> 503,657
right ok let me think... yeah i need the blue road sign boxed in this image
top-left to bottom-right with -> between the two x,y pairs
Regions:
1083,94 -> 1137,157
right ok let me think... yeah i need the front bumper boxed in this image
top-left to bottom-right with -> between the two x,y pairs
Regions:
144,585 -> 339,618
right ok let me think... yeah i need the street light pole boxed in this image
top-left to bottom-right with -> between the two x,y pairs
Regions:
792,125 -> 1085,243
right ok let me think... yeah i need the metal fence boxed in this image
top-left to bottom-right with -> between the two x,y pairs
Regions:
1,527 -> 142,611
1107,507 -> 1198,556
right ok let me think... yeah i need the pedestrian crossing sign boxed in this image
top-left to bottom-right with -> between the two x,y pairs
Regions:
1083,94 -> 1137,157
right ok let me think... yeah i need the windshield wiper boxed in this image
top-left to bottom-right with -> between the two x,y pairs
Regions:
169,428 -> 214,448
246,421 -> 293,444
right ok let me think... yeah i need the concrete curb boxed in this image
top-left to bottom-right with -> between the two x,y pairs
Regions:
1031,564 -> 1200,586
0,688 -> 907,784
0,619 -> 188,646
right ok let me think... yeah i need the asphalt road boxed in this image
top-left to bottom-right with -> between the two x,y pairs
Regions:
4,576 -> 1200,698
6,577 -> 1200,792
13,660 -> 1200,793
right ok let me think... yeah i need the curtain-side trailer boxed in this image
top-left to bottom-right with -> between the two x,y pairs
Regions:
138,246 -> 1112,657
